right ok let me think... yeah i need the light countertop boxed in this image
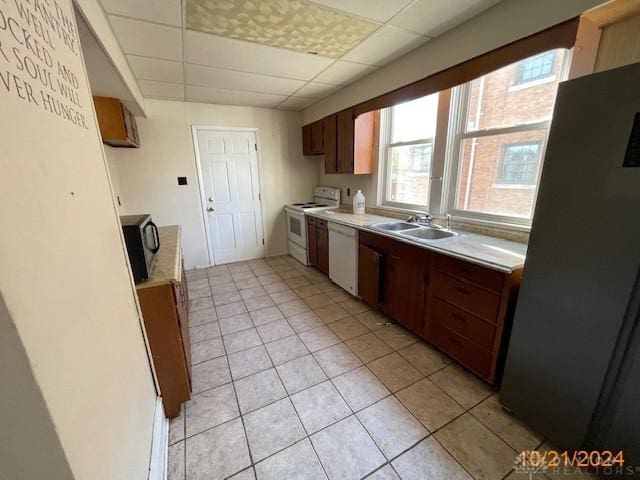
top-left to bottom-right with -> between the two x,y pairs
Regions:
307,210 -> 526,273
137,225 -> 182,289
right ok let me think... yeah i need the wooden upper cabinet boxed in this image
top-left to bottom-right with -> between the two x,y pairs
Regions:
302,124 -> 312,154
302,120 -> 323,155
310,121 -> 323,153
337,109 -> 355,173
353,110 -> 378,174
323,115 -> 338,173
93,96 -> 140,147
320,108 -> 378,175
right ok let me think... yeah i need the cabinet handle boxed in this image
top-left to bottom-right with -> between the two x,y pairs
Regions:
449,336 -> 462,347
452,312 -> 466,323
423,273 -> 429,285
455,286 -> 470,295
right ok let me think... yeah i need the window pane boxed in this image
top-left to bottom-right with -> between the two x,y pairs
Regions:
465,49 -> 565,132
391,94 -> 438,143
517,51 -> 556,84
455,130 -> 545,218
387,144 -> 432,206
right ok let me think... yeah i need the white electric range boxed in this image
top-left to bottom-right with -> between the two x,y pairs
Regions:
285,186 -> 341,265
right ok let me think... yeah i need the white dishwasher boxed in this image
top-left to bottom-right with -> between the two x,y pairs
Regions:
328,222 -> 358,296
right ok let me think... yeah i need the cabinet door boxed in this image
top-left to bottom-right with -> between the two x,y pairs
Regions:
353,111 -> 376,174
337,108 -> 355,173
358,244 -> 381,308
310,120 -> 323,154
307,222 -> 318,267
381,254 -> 427,334
302,124 -> 312,155
323,115 -> 337,173
317,225 -> 329,274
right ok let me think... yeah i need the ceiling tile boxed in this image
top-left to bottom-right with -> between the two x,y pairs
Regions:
139,80 -> 184,100
100,0 -> 182,27
186,0 -> 377,58
128,55 -> 184,83
185,30 -> 333,80
186,85 -> 287,108
312,60 -> 376,85
109,16 -> 183,61
342,25 -> 428,66
185,64 -> 305,96
278,96 -> 318,110
309,0 -> 414,22
294,82 -> 342,99
389,0 -> 501,37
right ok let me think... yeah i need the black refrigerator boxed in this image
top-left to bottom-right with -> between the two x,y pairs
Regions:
500,61 -> 640,474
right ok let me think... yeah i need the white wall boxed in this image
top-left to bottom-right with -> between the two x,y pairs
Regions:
0,0 -> 157,478
107,99 -> 320,268
106,154 -> 126,214
302,0 -> 604,124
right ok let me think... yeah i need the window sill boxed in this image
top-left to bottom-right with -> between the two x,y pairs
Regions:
508,75 -> 557,92
491,184 -> 536,190
450,214 -> 531,233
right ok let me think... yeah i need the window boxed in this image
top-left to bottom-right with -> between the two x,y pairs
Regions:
516,51 -> 556,84
497,142 -> 541,185
381,94 -> 439,208
375,48 -> 568,228
448,48 -> 567,221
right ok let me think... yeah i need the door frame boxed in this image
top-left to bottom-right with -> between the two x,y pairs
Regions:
191,125 -> 267,266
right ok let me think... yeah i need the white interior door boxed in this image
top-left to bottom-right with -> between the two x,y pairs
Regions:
196,128 -> 264,265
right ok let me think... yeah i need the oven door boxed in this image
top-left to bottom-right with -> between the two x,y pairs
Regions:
286,209 -> 307,248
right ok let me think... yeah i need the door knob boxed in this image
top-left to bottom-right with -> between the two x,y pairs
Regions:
207,207 -> 215,212
208,197 -> 214,202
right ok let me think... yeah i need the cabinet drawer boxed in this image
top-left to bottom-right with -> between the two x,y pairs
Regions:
307,216 -> 317,226
434,255 -> 505,293
430,298 -> 495,350
316,219 -> 328,229
426,320 -> 492,380
431,270 -> 500,323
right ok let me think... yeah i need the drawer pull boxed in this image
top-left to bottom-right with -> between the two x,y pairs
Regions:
449,336 -> 462,347
455,286 -> 470,295
452,313 -> 467,323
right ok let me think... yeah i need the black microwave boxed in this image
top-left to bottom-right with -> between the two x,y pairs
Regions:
120,214 -> 160,284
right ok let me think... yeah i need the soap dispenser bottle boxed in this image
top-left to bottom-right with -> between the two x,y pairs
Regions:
353,190 -> 365,215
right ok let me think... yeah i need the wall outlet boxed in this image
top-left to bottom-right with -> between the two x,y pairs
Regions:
177,176 -> 188,185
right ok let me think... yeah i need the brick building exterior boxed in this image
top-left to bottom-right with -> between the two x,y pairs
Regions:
456,50 -> 564,218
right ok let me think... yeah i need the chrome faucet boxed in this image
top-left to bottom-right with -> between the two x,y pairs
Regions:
407,213 -> 434,226
446,213 -> 452,230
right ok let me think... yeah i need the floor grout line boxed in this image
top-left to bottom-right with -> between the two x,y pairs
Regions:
182,256 -> 534,480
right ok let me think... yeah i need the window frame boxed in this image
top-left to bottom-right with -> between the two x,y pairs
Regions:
379,101 -> 441,211
442,48 -> 570,228
376,90 -> 451,213
443,83 -> 551,228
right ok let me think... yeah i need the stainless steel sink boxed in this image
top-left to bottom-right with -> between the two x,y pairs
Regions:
400,227 -> 457,240
370,221 -> 421,232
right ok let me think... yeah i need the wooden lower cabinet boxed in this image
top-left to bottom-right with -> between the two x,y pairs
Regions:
137,265 -> 192,418
307,216 -> 329,274
358,230 -> 521,385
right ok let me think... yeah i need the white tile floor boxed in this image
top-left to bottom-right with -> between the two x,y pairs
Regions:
168,255 -> 587,480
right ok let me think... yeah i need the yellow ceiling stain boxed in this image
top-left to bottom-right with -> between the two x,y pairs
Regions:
186,0 -> 379,58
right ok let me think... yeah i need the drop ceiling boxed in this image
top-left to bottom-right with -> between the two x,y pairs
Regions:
98,0 -> 501,110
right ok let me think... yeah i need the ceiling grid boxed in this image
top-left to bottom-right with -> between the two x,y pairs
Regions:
97,0 -> 502,109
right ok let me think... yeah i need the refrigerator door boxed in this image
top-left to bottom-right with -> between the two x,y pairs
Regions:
499,62 -> 640,449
